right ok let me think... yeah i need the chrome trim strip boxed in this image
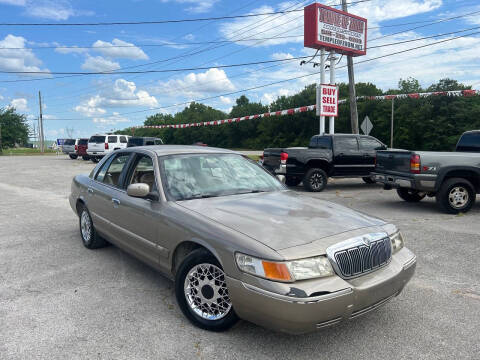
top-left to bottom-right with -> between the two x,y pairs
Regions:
349,292 -> 397,319
316,317 -> 342,329
242,283 -> 352,304
403,256 -> 417,270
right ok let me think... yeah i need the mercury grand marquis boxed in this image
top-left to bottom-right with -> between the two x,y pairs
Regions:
69,145 -> 416,333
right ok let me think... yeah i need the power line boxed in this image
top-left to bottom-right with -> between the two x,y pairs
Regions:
41,29 -> 480,121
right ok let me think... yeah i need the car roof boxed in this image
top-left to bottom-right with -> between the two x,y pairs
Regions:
125,145 -> 237,156
462,130 -> 480,134
312,133 -> 372,137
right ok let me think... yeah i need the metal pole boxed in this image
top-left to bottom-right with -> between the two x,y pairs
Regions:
342,0 -> 359,134
38,91 -> 44,153
319,48 -> 326,135
0,124 -> 2,154
329,51 -> 336,134
390,98 -> 394,148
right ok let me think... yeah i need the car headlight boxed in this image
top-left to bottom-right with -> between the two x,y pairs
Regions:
390,231 -> 404,254
235,253 -> 334,282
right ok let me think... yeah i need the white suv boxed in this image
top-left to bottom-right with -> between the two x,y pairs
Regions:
87,134 -> 130,163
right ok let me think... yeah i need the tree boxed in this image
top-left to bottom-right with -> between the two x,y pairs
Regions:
398,77 -> 422,93
427,78 -> 471,92
0,107 -> 29,148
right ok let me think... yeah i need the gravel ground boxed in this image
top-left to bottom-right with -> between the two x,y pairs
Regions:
0,155 -> 478,360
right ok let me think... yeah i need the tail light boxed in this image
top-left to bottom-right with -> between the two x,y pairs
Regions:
105,143 -> 109,150
280,152 -> 288,164
410,154 -> 421,174
75,145 -> 78,151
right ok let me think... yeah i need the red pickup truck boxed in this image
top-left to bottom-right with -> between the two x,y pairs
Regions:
76,138 -> 90,160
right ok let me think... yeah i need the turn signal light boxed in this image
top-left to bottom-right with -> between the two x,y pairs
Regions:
410,154 -> 421,174
262,261 -> 292,281
280,152 -> 288,164
105,143 -> 109,150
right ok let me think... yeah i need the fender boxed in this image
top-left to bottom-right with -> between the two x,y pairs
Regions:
435,165 -> 480,191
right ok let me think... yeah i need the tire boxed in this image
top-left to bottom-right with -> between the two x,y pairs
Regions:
303,168 -> 328,192
175,249 -> 238,332
285,176 -> 301,187
91,157 -> 99,163
397,188 -> 426,202
362,176 -> 376,184
78,205 -> 108,249
82,155 -> 90,161
69,154 -> 78,159
436,178 -> 476,214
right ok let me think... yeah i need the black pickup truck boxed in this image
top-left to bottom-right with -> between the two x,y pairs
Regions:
373,130 -> 480,214
262,134 -> 387,192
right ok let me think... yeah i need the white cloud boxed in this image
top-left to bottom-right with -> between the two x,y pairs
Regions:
161,0 -> 219,13
153,68 -> 235,97
54,43 -> 88,55
93,112 -> 130,125
0,94 -> 3,100
10,98 -> 28,111
220,96 -> 233,105
0,34 -> 50,74
351,0 -> 442,23
75,79 -> 158,117
0,0 -> 26,5
92,39 -> 148,60
262,88 -> 293,104
81,55 -> 120,72
184,34 -> 195,41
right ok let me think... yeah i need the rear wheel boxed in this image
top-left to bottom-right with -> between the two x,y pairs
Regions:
175,249 -> 238,332
397,188 -> 426,202
436,178 -> 475,214
303,168 -> 328,192
78,205 -> 108,249
82,155 -> 90,161
69,154 -> 78,159
362,176 -> 376,184
285,176 -> 301,187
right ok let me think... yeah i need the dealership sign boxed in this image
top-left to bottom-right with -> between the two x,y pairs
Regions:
317,84 -> 338,117
304,3 -> 367,56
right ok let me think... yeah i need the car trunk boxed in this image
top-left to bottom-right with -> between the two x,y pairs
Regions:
375,150 -> 413,175
88,136 -> 106,153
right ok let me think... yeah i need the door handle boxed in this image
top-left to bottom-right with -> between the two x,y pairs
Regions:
87,188 -> 94,194
112,198 -> 121,206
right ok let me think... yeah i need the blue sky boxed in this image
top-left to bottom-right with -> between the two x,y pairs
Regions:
0,0 -> 479,140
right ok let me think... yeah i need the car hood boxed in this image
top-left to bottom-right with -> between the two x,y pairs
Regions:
177,190 -> 385,252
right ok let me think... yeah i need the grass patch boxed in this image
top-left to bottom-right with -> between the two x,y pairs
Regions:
247,155 -> 261,161
0,148 -> 57,156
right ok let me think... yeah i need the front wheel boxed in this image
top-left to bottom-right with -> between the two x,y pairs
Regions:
397,188 -> 426,202
303,168 -> 328,192
175,249 -> 238,332
436,178 -> 475,214
69,154 -> 78,159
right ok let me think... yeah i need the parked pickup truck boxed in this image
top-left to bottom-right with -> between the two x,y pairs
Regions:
262,134 -> 387,192
372,130 -> 480,214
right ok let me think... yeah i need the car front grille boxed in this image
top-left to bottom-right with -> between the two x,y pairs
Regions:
333,237 -> 392,278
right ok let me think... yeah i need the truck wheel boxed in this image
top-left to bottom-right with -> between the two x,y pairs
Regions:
285,176 -> 301,187
303,168 -> 328,192
362,176 -> 376,184
82,155 -> 90,161
397,188 -> 426,202
436,178 -> 475,214
69,154 -> 78,159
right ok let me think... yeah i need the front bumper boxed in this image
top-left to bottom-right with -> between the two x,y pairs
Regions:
372,172 -> 437,192
226,248 -> 416,334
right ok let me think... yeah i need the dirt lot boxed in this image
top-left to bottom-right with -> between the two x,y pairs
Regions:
1,155 -> 479,359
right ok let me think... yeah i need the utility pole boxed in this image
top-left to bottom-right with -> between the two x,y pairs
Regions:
319,49 -> 326,135
342,0 -> 359,134
390,98 -> 395,148
0,124 -> 2,154
329,51 -> 336,134
38,91 -> 44,152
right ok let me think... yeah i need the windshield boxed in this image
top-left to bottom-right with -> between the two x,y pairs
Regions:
128,138 -> 144,146
78,139 -> 88,145
89,136 -> 106,143
160,153 -> 284,201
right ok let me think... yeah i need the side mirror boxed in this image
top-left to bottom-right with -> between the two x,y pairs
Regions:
127,183 -> 150,198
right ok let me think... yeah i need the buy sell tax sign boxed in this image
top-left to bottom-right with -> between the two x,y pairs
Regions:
317,84 -> 338,117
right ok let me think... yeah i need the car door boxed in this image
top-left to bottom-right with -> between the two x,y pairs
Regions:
88,152 -> 133,241
333,136 -> 362,175
108,152 -> 168,267
359,137 -> 386,175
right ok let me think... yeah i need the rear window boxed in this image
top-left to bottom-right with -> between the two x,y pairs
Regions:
78,139 -> 88,145
120,136 -> 127,143
128,138 -> 144,146
108,136 -> 117,143
89,136 -> 105,143
64,139 -> 75,145
457,132 -> 480,152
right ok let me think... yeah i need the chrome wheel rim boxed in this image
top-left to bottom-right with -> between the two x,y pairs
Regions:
310,173 -> 324,190
448,186 -> 469,209
80,211 -> 92,243
184,263 -> 232,321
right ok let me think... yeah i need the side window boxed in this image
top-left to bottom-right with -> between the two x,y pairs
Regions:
316,136 -> 332,149
335,137 -> 359,152
145,140 -> 154,145
128,155 -> 156,192
108,136 -> 117,143
101,154 -> 131,187
120,136 -> 127,143
95,156 -> 114,182
154,139 -> 163,145
359,137 -> 384,151
457,133 -> 480,152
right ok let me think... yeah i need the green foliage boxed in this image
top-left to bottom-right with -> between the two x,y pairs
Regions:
116,78 -> 479,151
0,107 -> 30,149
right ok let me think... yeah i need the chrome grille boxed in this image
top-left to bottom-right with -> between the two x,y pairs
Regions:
333,236 -> 392,278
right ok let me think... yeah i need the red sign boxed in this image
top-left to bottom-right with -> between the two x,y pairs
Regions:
304,3 -> 367,56
317,84 -> 338,117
